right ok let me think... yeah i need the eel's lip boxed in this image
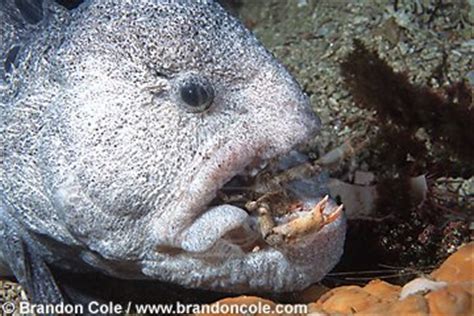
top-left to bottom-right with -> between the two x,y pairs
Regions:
142,196 -> 346,292
148,136 -> 272,250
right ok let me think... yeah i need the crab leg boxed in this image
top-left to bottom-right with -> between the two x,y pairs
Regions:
256,203 -> 275,239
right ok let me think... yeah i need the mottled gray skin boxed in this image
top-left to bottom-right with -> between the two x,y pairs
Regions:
0,0 -> 346,304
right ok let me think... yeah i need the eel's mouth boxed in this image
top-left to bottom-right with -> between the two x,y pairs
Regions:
177,147 -> 344,260
143,145 -> 346,292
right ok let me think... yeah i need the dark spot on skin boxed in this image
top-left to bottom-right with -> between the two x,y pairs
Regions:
4,45 -> 21,74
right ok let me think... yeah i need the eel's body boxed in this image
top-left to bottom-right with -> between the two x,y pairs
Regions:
0,0 -> 346,305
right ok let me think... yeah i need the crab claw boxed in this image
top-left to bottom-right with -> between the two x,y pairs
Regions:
260,194 -> 346,270
270,195 -> 344,242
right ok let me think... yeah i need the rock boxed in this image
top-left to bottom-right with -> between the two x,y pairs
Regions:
363,279 -> 401,301
313,285 -> 387,313
199,242 -> 473,315
377,294 -> 429,316
431,242 -> 474,285
425,284 -> 473,316
310,280 -> 401,314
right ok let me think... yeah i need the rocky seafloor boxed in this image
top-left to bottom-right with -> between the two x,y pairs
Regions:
1,0 -> 472,315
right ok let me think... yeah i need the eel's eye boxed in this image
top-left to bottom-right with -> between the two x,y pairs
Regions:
177,75 -> 214,113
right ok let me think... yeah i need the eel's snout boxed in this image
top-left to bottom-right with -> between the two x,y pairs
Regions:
235,60 -> 321,160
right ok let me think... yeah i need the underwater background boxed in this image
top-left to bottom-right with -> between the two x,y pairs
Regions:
1,0 -> 472,315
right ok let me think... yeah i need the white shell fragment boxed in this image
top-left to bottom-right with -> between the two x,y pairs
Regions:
400,277 -> 448,300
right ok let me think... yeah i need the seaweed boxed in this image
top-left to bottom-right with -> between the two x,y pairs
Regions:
340,39 -> 474,177
333,40 -> 473,281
